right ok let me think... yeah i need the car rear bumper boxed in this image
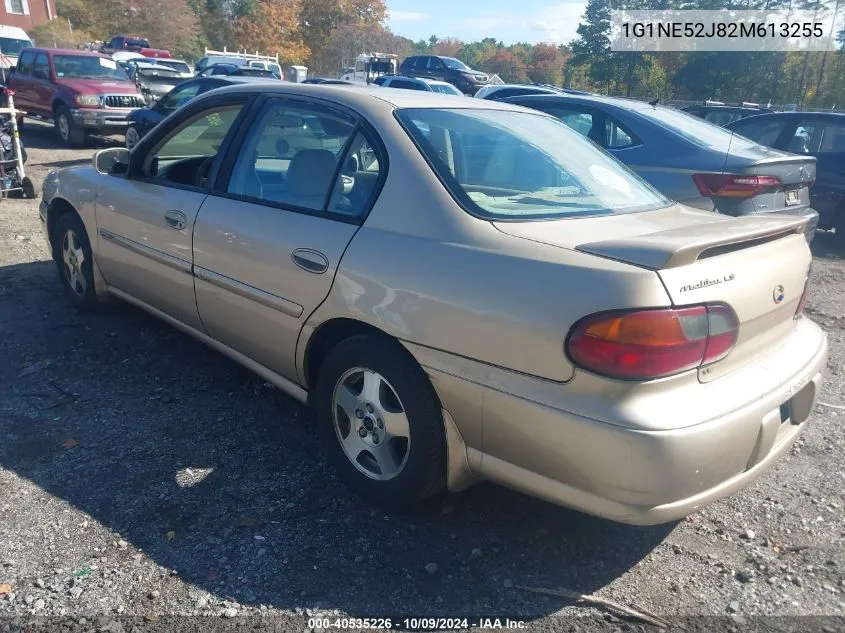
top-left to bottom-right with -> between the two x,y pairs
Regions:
70,108 -> 135,130
413,317 -> 828,525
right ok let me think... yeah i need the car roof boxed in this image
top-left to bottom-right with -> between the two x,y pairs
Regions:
205,82 -> 528,113
501,92 -> 654,111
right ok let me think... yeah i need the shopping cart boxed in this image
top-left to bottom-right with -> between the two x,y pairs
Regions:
0,87 -> 34,199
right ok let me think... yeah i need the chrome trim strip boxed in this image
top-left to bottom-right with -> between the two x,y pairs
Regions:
98,229 -> 191,274
195,266 -> 304,318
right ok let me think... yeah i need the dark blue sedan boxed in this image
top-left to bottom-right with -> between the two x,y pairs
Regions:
727,111 -> 845,241
125,76 -> 269,149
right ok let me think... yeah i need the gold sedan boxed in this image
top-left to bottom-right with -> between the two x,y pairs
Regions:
39,84 -> 827,524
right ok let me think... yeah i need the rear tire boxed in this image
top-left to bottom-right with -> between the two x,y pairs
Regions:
53,212 -> 99,311
314,334 -> 446,507
55,106 -> 85,148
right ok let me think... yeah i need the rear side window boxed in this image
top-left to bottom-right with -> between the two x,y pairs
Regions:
545,108 -> 595,138
389,79 -> 425,90
787,121 -> 845,154
730,118 -> 787,147
605,117 -> 638,148
401,57 -> 417,70
17,50 -> 34,75
703,110 -> 741,126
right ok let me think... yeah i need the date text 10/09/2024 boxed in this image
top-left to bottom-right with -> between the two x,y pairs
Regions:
306,618 -> 527,630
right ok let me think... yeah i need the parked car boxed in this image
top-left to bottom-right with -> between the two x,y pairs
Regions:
194,55 -> 246,75
474,83 -> 591,100
398,55 -> 488,94
301,78 -> 355,85
124,76 -> 268,149
726,111 -> 845,240
0,24 -> 33,84
247,59 -> 282,79
197,63 -> 278,79
101,35 -> 171,59
683,102 -> 773,126
129,61 -> 187,105
40,84 -> 826,525
502,93 -> 818,241
377,75 -> 463,95
9,48 -> 145,147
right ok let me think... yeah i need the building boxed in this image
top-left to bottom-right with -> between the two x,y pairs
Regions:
1,0 -> 55,31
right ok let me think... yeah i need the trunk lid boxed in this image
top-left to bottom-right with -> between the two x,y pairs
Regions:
494,205 -> 813,381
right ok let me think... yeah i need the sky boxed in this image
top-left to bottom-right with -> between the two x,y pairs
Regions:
384,0 -> 588,46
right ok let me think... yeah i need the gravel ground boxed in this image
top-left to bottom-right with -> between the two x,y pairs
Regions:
0,120 -> 844,632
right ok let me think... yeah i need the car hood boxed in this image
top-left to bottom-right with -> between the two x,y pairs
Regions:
56,77 -> 140,95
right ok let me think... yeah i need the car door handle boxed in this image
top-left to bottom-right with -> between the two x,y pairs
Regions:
164,210 -> 187,230
292,249 -> 329,274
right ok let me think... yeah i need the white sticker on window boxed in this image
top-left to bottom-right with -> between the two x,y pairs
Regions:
99,58 -> 117,69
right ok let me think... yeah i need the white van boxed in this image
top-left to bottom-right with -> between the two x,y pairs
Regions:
0,25 -> 32,83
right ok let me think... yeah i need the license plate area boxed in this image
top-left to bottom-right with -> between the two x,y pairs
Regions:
785,189 -> 800,206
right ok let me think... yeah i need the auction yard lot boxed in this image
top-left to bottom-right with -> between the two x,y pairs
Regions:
0,120 -> 844,630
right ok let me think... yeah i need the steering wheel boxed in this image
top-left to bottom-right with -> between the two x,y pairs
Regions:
195,156 -> 215,188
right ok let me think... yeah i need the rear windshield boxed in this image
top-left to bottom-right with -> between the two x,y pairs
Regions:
126,38 -> 150,48
636,106 -> 742,149
397,108 -> 670,220
54,55 -> 128,80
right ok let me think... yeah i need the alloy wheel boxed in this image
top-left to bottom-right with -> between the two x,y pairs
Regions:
61,228 -> 87,297
332,367 -> 411,481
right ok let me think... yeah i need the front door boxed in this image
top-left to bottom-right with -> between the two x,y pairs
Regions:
193,97 -> 385,381
11,50 -> 36,112
94,99 -> 248,330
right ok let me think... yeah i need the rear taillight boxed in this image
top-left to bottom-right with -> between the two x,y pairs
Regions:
795,264 -> 812,318
693,173 -> 781,198
566,304 -> 739,380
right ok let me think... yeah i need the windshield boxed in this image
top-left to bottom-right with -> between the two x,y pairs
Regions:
54,55 -> 128,80
0,37 -> 30,56
430,83 -> 462,95
397,108 -> 669,220
636,106 -> 743,149
442,57 -> 469,71
156,60 -> 191,73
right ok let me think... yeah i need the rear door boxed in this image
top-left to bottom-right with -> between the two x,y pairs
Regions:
192,97 -> 386,382
777,116 -> 845,226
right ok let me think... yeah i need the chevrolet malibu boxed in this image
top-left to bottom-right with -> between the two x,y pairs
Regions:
39,84 -> 828,524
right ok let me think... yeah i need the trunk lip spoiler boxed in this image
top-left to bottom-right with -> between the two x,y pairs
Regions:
576,214 -> 808,270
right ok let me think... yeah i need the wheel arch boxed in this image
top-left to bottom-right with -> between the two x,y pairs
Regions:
45,196 -> 81,257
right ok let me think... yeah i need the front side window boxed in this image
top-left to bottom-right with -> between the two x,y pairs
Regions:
32,53 -> 48,80
227,100 -> 356,213
144,105 -> 243,186
54,55 -> 128,80
397,108 -> 669,220
440,57 -> 468,71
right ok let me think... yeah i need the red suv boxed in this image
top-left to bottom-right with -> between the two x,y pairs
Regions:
9,48 -> 145,147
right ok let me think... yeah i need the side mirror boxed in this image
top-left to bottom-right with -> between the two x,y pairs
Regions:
94,147 -> 130,176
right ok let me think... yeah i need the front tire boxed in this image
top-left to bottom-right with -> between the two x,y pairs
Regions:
314,334 -> 446,507
54,212 -> 99,310
55,106 -> 85,148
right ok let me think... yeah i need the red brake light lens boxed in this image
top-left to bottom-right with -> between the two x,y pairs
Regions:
567,305 -> 739,380
693,173 -> 781,198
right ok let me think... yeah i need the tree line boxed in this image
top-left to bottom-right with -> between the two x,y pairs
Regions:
28,0 -> 845,106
